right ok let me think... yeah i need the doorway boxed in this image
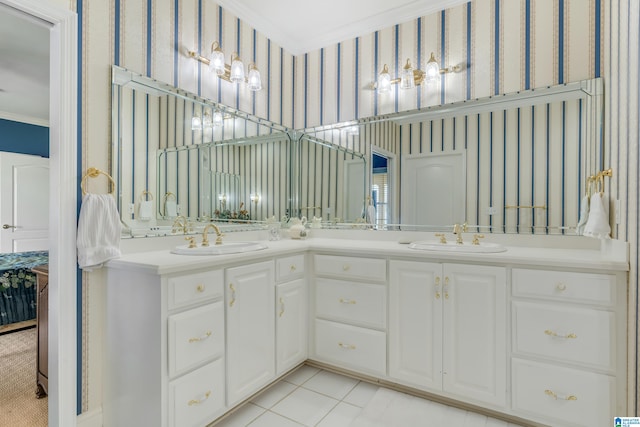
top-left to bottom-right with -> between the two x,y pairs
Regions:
371,148 -> 394,227
0,1 -> 78,426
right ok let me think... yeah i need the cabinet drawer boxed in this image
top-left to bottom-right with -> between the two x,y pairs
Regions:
512,268 -> 615,306
512,358 -> 614,427
168,270 -> 223,310
314,254 -> 386,282
512,301 -> 615,370
276,254 -> 305,282
314,319 -> 386,376
316,278 -> 386,329
168,358 -> 225,427
169,302 -> 224,378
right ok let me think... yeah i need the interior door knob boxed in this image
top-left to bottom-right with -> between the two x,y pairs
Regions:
2,224 -> 16,229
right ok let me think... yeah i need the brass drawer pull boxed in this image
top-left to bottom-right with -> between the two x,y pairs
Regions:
339,298 -> 356,305
188,331 -> 212,343
279,297 -> 285,317
544,329 -> 577,339
338,342 -> 356,350
544,389 -> 577,401
290,265 -> 296,272
342,264 -> 351,271
444,276 -> 450,300
196,284 -> 205,293
556,282 -> 567,291
229,283 -> 236,307
188,390 -> 212,406
435,276 -> 441,299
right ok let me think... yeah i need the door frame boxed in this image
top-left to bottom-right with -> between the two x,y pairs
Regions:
0,1 -> 78,426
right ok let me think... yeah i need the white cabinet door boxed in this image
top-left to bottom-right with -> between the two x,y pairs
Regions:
226,261 -> 275,406
389,260 -> 443,391
276,278 -> 307,375
442,264 -> 507,407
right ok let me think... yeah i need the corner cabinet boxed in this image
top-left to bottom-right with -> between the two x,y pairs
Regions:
388,260 -> 507,408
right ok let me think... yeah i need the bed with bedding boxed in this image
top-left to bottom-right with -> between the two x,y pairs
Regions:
0,251 -> 48,328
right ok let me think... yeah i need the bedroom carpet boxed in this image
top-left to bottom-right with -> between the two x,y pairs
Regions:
0,327 -> 47,427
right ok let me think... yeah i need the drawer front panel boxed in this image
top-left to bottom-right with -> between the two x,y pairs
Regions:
316,278 -> 386,329
512,358 -> 614,427
512,301 -> 615,370
314,319 -> 386,376
169,302 -> 224,377
276,254 -> 305,282
512,268 -> 615,305
168,270 -> 223,310
314,255 -> 386,282
168,358 -> 225,427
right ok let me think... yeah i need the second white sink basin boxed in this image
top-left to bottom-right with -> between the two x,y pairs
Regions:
171,241 -> 268,255
408,240 -> 507,253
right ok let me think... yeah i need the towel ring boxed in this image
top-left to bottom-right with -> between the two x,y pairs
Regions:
139,190 -> 154,201
81,167 -> 115,196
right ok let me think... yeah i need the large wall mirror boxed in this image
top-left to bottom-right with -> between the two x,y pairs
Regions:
301,77 -> 604,235
112,65 -> 603,237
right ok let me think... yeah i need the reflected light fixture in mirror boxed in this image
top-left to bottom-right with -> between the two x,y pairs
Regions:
188,41 -> 262,91
371,51 -> 464,93
218,193 -> 227,209
250,193 -> 260,208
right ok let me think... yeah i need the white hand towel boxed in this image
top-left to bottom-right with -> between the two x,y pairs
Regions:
366,205 -> 376,224
575,194 -> 590,235
583,193 -> 611,239
77,194 -> 122,271
139,200 -> 153,220
165,200 -> 178,217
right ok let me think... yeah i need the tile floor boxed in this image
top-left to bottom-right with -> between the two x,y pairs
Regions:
211,365 -> 524,427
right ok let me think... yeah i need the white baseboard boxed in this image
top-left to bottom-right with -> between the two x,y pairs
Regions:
77,408 -> 103,427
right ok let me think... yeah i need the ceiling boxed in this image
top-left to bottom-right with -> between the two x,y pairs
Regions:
215,0 -> 468,55
0,5 -> 50,126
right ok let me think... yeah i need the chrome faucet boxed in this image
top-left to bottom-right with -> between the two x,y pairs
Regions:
172,215 -> 189,234
202,223 -> 224,246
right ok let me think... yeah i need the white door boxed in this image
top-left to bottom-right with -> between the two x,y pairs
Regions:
401,152 -> 465,226
389,260 -> 443,391
225,261 -> 275,406
276,278 -> 307,375
343,159 -> 366,222
0,152 -> 49,252
442,264 -> 507,407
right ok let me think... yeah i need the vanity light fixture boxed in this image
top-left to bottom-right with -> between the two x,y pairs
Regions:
188,41 -> 263,91
371,52 -> 464,92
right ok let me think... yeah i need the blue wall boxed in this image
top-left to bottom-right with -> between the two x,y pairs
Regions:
0,119 -> 49,158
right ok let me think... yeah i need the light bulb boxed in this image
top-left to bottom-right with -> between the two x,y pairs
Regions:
202,111 -> 212,129
400,58 -> 415,90
377,64 -> 391,93
248,63 -> 262,91
191,116 -> 202,130
208,42 -> 225,76
213,109 -> 223,127
425,52 -> 440,83
230,53 -> 245,83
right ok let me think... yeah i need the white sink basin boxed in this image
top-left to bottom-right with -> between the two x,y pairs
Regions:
171,241 -> 268,255
408,240 -> 507,253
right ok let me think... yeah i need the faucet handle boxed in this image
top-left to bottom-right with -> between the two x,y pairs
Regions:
185,236 -> 197,248
472,234 -> 485,245
434,233 -> 447,244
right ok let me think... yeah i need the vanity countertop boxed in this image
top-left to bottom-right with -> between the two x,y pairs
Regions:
108,236 -> 629,275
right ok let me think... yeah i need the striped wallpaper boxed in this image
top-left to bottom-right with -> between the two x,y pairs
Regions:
69,0 -> 640,418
